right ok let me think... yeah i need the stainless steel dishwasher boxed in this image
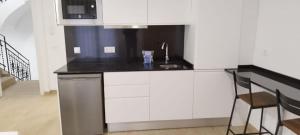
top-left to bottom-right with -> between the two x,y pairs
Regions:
58,74 -> 104,135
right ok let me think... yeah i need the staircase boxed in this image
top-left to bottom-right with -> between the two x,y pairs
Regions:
0,1 -> 33,96
0,34 -> 31,81
0,34 -> 31,95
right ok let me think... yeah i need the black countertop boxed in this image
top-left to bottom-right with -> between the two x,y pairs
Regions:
55,58 -> 193,74
225,65 -> 300,100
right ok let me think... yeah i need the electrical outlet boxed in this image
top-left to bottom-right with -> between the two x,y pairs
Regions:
74,47 -> 81,54
104,46 -> 115,53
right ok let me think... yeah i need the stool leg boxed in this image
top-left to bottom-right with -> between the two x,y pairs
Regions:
275,123 -> 280,135
226,98 -> 237,135
259,108 -> 264,134
243,107 -> 252,134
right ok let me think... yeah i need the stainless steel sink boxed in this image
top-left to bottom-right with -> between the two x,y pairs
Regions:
159,64 -> 181,69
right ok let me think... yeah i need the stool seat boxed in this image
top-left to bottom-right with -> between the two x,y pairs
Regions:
239,92 -> 277,108
282,118 -> 300,135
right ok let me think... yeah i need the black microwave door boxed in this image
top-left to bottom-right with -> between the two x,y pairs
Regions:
62,0 -> 97,19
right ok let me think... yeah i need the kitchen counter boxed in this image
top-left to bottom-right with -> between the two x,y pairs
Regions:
225,65 -> 300,100
55,58 -> 193,74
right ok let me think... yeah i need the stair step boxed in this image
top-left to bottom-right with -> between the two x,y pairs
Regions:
0,69 -> 10,77
1,76 -> 16,90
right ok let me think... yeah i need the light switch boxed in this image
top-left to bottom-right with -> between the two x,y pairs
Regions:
104,46 -> 115,53
74,47 -> 81,54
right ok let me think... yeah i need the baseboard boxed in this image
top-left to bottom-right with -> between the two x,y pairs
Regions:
44,90 -> 57,95
107,118 -> 229,132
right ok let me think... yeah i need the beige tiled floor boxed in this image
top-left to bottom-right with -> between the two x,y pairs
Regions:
0,81 -> 256,135
0,81 -> 60,135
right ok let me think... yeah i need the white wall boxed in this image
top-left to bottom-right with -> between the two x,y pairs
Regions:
0,1 -> 39,80
0,0 -> 27,27
253,0 -> 300,80
31,0 -> 66,93
238,0 -> 259,65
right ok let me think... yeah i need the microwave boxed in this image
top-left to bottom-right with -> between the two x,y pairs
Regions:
55,0 -> 103,25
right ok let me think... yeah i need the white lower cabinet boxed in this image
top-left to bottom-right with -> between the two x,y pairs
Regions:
104,71 -> 194,123
104,72 -> 149,86
105,97 -> 149,123
149,71 -> 194,120
193,70 -> 234,118
104,72 -> 150,123
105,85 -> 149,98
104,70 -> 233,124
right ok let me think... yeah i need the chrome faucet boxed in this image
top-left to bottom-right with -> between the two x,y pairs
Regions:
161,42 -> 169,64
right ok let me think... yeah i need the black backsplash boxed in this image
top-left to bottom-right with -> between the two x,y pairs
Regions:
64,26 -> 184,62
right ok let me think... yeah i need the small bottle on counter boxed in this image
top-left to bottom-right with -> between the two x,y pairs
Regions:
142,50 -> 154,64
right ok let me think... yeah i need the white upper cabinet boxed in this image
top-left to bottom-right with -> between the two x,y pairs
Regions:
102,0 -> 148,25
148,0 -> 192,25
195,0 -> 242,69
184,0 -> 242,69
149,71 -> 194,121
57,0 -> 192,25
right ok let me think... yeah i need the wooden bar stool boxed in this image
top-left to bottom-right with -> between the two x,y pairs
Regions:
275,89 -> 300,135
226,72 -> 277,135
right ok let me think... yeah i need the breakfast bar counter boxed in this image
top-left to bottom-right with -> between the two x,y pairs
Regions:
225,65 -> 300,100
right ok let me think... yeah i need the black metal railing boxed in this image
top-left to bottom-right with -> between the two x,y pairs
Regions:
0,34 -> 31,80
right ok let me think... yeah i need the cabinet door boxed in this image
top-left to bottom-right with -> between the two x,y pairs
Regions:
148,0 -> 191,25
102,0 -> 147,25
193,0 -> 242,69
193,70 -> 234,118
150,71 -> 194,120
104,72 -> 149,86
105,85 -> 149,98
105,97 -> 149,123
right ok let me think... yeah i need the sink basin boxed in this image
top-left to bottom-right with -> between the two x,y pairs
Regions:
159,64 -> 181,69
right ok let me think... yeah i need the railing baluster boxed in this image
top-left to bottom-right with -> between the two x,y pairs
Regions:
4,36 -> 10,75
0,40 -> 6,70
